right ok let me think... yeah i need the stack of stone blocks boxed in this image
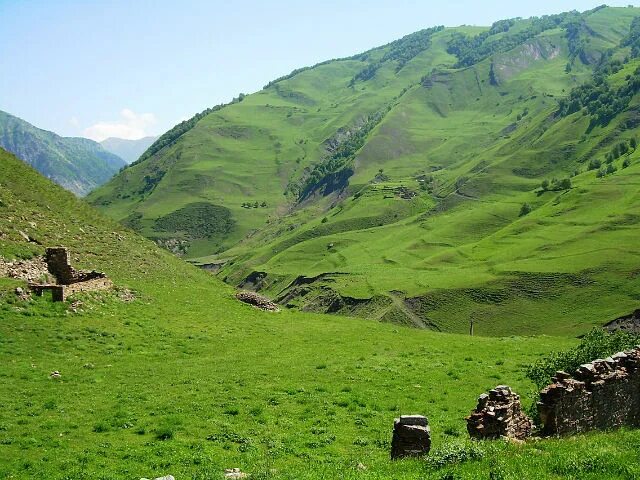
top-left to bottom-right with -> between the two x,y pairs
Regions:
390,415 -> 431,459
466,385 -> 532,440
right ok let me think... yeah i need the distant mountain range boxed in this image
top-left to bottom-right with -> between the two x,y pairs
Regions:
0,110 -> 126,196
100,136 -> 158,164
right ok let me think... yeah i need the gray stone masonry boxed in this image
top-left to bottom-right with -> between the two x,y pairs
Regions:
391,415 -> 431,459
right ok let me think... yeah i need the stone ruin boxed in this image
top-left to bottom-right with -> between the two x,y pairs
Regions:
28,247 -> 113,302
466,385 -> 533,441
466,346 -> 640,441
391,415 -> 431,459
235,291 -> 279,312
538,346 -> 640,436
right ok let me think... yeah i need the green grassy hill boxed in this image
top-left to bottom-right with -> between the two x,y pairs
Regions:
3,148 -> 640,479
89,6 -> 640,335
0,110 -> 126,196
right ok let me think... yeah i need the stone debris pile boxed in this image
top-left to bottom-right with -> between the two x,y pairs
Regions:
235,291 -> 280,312
538,346 -> 640,436
224,468 -> 248,479
390,415 -> 431,459
466,385 -> 533,440
0,255 -> 51,283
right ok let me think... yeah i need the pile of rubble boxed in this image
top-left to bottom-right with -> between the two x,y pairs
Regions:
0,255 -> 52,283
235,291 -> 279,312
466,385 -> 533,440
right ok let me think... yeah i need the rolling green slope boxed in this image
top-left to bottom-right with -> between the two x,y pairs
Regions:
2,146 -> 640,479
90,6 -> 640,335
0,110 -> 126,196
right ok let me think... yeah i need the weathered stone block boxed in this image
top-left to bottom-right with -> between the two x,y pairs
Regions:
391,415 -> 431,459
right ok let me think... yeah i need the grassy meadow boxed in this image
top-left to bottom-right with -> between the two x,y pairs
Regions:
2,148 -> 640,479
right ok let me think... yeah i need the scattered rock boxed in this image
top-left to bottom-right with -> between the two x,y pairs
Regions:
357,462 -> 367,470
391,415 -> 431,459
50,370 -> 61,379
224,468 -> 248,478
117,288 -> 136,302
83,363 -> 95,369
235,291 -> 279,312
466,385 -> 532,441
140,476 -> 174,480
69,300 -> 83,313
14,286 -> 31,300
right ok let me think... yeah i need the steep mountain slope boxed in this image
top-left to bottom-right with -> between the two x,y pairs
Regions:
3,146 -> 640,479
90,6 -> 640,334
0,110 -> 126,196
100,135 -> 158,163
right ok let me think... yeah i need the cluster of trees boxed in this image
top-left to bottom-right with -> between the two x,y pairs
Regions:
447,11 -> 580,68
519,203 -> 533,217
349,26 -> 444,85
540,177 -> 572,191
294,108 -> 388,199
589,139 -> 635,169
564,17 -> 594,70
621,16 -> 640,59
596,163 -> 618,177
133,94 -> 246,167
556,66 -> 640,128
154,202 -> 234,239
241,201 -> 268,209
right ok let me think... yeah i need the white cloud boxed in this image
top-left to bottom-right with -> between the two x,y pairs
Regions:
83,109 -> 157,141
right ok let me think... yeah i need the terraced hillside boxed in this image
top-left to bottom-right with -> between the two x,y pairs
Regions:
0,110 -> 126,196
90,6 -> 640,335
4,147 -> 640,479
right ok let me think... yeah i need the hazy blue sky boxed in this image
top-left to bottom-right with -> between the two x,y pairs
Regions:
0,0 -> 636,140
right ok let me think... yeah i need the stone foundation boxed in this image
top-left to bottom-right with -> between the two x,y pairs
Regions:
538,347 -> 640,436
391,415 -> 431,459
466,385 -> 533,440
27,247 -> 112,302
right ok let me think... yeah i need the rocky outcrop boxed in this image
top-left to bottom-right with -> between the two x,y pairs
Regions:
235,291 -> 279,312
391,415 -> 431,459
466,385 -> 533,440
538,347 -> 640,436
605,309 -> 640,333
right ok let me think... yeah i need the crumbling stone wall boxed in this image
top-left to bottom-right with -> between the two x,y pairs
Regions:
466,385 -> 532,440
538,347 -> 640,436
26,247 -> 112,302
391,415 -> 431,459
45,247 -> 106,284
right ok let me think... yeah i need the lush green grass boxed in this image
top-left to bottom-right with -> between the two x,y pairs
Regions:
2,148 -> 640,479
